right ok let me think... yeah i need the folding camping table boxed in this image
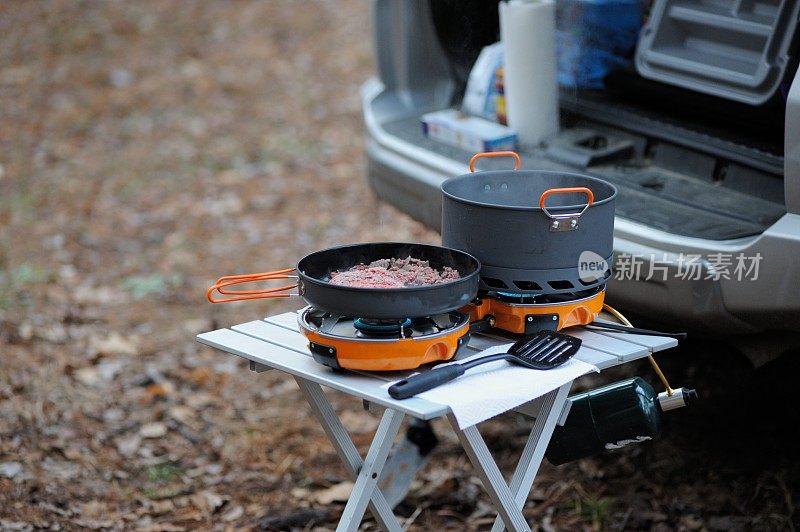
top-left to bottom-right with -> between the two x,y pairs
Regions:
197,310 -> 677,532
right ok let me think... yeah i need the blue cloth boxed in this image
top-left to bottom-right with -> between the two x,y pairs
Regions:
556,0 -> 644,89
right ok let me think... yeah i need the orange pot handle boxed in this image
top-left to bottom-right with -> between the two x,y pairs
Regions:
539,187 -> 595,209
469,151 -> 521,172
207,268 -> 298,303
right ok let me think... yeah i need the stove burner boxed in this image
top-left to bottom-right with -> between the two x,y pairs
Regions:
298,307 -> 472,371
353,317 -> 413,336
494,291 -> 539,304
301,309 -> 466,341
488,286 -> 602,305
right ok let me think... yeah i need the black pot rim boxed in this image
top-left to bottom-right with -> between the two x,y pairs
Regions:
441,169 -> 618,211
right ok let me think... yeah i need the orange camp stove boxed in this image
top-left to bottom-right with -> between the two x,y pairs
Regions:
298,307 -> 471,371
298,288 -> 605,372
464,287 -> 606,335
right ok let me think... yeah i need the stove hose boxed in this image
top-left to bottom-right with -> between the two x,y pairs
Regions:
602,303 -> 675,396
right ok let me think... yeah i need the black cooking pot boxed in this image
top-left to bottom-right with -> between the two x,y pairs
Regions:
207,242 -> 481,319
441,151 -> 617,295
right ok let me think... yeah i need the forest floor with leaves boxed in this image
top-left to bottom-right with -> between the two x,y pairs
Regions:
0,2 -> 797,530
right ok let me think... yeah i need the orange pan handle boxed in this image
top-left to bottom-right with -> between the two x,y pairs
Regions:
469,151 -> 521,172
539,187 -> 594,209
207,268 -> 298,303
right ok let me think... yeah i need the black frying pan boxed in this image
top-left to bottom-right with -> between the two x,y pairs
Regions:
207,242 -> 481,319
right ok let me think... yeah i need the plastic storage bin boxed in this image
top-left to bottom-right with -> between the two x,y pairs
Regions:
635,0 -> 800,105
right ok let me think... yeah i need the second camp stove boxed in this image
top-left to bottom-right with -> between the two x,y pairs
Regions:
464,286 -> 606,334
298,307 -> 471,371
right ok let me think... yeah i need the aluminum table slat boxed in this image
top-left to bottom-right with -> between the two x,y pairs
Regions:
233,319 -> 310,353
197,328 -> 449,420
265,311 -> 304,330
590,318 -> 679,352
567,329 -> 648,362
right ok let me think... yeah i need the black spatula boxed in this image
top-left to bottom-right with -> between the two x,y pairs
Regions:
388,330 -> 582,400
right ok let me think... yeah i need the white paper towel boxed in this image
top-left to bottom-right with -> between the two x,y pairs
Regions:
386,344 -> 597,429
499,0 -> 559,147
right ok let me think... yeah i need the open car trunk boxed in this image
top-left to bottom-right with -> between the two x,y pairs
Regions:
388,0 -> 791,240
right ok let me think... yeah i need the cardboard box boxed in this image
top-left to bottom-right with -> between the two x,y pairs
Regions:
421,109 -> 517,153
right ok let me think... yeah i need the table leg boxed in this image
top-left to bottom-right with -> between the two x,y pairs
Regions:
337,408 -> 404,531
294,377 -> 403,532
448,416 -> 531,532
490,383 -> 572,532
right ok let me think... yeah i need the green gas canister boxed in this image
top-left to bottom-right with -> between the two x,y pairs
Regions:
545,377 -> 696,465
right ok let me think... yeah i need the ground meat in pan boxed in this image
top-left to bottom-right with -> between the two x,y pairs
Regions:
329,257 -> 461,288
